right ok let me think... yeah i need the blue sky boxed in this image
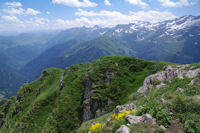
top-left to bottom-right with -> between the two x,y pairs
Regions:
0,0 -> 200,32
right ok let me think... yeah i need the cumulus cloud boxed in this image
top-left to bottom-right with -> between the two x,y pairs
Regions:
1,15 -> 22,23
26,17 -> 50,26
104,0 -> 111,6
26,8 -> 41,15
5,2 -> 22,7
125,0 -> 148,8
158,0 -> 194,7
3,8 -> 24,15
3,7 -> 41,16
0,2 -> 48,32
52,0 -> 97,7
3,2 -> 41,16
56,9 -> 177,29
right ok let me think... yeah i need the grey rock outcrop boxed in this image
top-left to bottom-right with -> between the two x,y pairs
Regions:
115,125 -> 130,133
189,78 -> 200,86
95,108 -> 105,118
186,68 -> 200,78
176,88 -> 184,93
138,65 -> 200,94
159,98 -> 167,103
142,114 -> 156,124
125,114 -> 156,124
83,74 -> 93,121
59,71 -> 65,90
82,71 -> 117,121
160,125 -> 166,130
125,115 -> 144,124
113,104 -> 136,115
105,71 -> 116,86
156,83 -> 166,90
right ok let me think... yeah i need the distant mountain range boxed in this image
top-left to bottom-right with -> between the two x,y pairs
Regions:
21,15 -> 200,81
0,15 -> 200,97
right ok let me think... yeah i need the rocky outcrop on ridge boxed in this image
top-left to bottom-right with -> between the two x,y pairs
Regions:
138,65 -> 200,93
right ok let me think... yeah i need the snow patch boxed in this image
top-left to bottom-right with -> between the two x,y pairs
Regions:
99,32 -> 106,35
115,28 -> 123,33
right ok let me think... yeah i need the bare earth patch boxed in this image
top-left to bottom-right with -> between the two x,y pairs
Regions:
165,119 -> 185,133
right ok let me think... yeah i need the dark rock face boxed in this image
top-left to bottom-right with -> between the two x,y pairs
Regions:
36,88 -> 41,96
105,71 -> 116,86
59,71 -> 66,90
82,71 -> 117,121
12,106 -> 21,117
83,73 -> 93,121
0,101 -> 11,128
17,94 -> 22,102
3,102 -> 10,116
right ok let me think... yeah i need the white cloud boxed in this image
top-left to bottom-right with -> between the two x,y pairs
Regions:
56,9 -> 177,28
104,0 -> 111,6
75,9 -> 98,17
125,0 -> 148,8
3,7 -> 41,16
3,8 -> 24,15
0,16 -> 50,32
158,0 -> 194,7
130,10 -> 176,22
46,11 -> 51,15
1,15 -> 22,23
52,0 -> 97,7
5,2 -> 22,7
26,8 -> 41,15
0,2 -> 47,32
26,17 -> 49,26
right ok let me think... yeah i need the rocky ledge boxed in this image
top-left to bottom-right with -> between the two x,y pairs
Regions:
138,65 -> 200,94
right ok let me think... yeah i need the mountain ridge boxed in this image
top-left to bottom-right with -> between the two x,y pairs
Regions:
0,56 -> 199,132
21,15 -> 200,82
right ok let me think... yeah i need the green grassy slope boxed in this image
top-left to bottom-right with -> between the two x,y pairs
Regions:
78,63 -> 200,133
21,37 -> 136,82
0,56 -> 168,133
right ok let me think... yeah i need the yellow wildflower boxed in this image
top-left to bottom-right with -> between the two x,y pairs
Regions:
88,123 -> 102,133
136,108 -> 140,112
111,114 -> 115,119
116,110 -> 132,120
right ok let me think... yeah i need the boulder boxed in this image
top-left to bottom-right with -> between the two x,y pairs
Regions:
137,65 -> 196,94
176,88 -> 184,93
107,117 -> 111,123
159,98 -> 167,103
186,68 -> 200,78
125,115 -> 144,124
137,86 -> 148,93
115,125 -> 130,133
156,83 -> 166,90
142,114 -> 156,124
169,112 -> 173,116
95,108 -> 105,118
160,125 -> 166,130
113,104 -> 136,115
189,78 -> 200,86
164,66 -> 186,80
